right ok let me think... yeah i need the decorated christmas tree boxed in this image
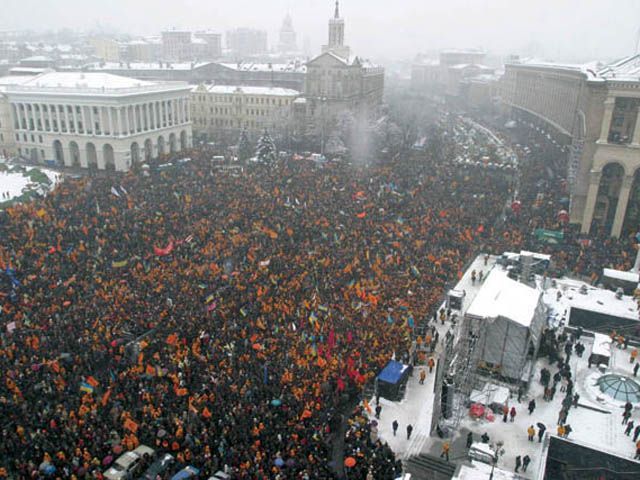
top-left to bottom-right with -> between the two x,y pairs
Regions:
256,130 -> 277,164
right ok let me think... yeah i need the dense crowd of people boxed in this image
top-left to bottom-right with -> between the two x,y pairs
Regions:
0,112 -> 635,479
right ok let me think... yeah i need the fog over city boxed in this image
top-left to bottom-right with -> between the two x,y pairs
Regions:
2,0 -> 639,61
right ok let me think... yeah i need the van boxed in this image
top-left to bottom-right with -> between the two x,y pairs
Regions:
208,472 -> 231,480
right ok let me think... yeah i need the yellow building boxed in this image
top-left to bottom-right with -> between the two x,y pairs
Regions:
90,37 -> 121,62
190,84 -> 300,144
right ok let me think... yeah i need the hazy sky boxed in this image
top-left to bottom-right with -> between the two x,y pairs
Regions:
2,0 -> 639,62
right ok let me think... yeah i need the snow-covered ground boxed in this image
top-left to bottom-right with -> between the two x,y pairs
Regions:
1,170 -> 31,198
0,166 -> 61,203
455,461 -> 523,480
362,254 -> 640,478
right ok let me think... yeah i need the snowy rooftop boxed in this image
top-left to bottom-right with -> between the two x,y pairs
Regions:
441,48 -> 486,55
544,277 -> 639,322
507,58 -> 602,79
124,37 -> 162,46
9,67 -> 50,75
220,62 -> 306,73
463,72 -> 503,84
597,54 -> 640,82
195,85 -> 300,96
20,55 -> 54,62
90,61 -> 212,71
22,72 -> 155,89
2,72 -> 190,97
448,63 -> 494,71
0,76 -> 32,92
466,268 -> 542,326
591,332 -> 611,358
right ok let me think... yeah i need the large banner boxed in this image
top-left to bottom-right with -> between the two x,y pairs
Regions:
534,228 -> 564,244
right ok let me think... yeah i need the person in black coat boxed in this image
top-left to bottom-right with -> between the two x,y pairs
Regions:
537,423 -> 546,442
528,399 -> 536,414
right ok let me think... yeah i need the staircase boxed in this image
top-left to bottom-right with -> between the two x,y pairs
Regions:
405,453 -> 457,480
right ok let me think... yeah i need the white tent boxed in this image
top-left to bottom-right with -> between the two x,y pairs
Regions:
465,269 -> 546,383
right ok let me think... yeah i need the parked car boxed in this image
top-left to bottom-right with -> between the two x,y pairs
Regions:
139,453 -> 175,480
170,466 -> 200,480
208,472 -> 231,480
104,445 -> 155,480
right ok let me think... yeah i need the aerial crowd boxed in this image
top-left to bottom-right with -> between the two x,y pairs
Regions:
0,114 -> 635,479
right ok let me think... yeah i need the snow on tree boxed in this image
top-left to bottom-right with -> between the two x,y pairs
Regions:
256,130 -> 277,164
237,129 -> 253,162
372,116 -> 403,156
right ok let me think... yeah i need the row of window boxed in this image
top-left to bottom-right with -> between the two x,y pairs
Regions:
194,95 -> 291,107
194,106 -> 274,116
15,114 -> 177,135
15,133 -> 44,144
194,117 -> 274,129
13,102 -> 187,136
17,147 -> 45,159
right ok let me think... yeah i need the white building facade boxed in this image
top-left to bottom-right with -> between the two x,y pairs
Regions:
1,72 -> 192,171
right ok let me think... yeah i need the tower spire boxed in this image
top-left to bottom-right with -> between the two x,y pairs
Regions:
334,1 -> 340,19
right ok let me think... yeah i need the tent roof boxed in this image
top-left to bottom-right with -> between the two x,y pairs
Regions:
602,268 -> 639,284
376,360 -> 408,385
466,269 -> 541,327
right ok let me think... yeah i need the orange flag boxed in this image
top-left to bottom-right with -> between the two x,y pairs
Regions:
101,388 -> 112,407
86,376 -> 99,388
123,418 -> 139,433
50,361 -> 61,373
202,407 -> 212,419
175,387 -> 188,397
188,397 -> 198,414
166,333 -> 178,346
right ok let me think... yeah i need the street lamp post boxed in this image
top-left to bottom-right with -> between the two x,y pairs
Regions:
489,441 -> 505,480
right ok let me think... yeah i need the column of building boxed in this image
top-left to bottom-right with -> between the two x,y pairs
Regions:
598,97 -> 616,143
39,103 -> 46,132
580,170 -> 602,234
611,174 -> 634,237
632,105 -> 640,146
